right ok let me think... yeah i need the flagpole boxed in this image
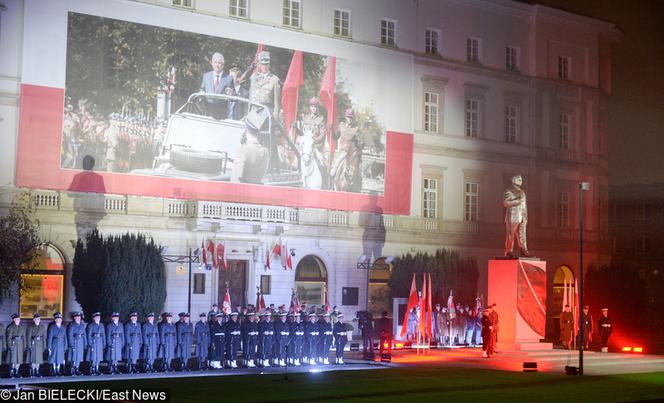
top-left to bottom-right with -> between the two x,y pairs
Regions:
578,182 -> 589,375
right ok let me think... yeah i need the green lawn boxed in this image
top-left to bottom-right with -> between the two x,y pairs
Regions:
40,367 -> 664,403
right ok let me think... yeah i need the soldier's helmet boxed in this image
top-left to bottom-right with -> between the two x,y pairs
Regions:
10,313 -> 19,320
258,51 -> 271,65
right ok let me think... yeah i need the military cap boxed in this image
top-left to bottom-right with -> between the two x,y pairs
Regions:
33,313 -> 41,319
278,312 -> 287,317
92,312 -> 101,317
308,312 -> 317,317
178,312 -> 185,318
10,313 -> 19,319
215,312 -> 224,318
258,51 -> 270,64
288,312 -> 300,317
246,311 -> 256,316
230,312 -> 239,316
199,312 -> 207,318
146,312 -> 155,318
129,312 -> 138,317
53,312 -> 62,319
601,307 -> 609,311
183,313 -> 190,318
337,313 -> 344,318
583,306 -> 589,309
260,311 -> 271,316
165,312 -> 173,317
111,312 -> 120,317
72,311 -> 82,317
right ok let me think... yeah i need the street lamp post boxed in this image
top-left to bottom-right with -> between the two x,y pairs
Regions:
578,182 -> 590,375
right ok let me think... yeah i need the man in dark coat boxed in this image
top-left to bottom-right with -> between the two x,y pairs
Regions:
272,312 -> 289,367
47,312 -> 68,375
481,308 -> 494,358
27,313 -> 47,376
304,313 -> 319,365
257,311 -> 274,367
176,313 -> 193,361
226,312 -> 242,368
241,311 -> 259,368
333,313 -> 348,364
158,313 -> 177,370
124,312 -> 142,372
598,307 -> 612,353
141,313 -> 159,371
489,304 -> 500,353
86,312 -> 105,374
208,312 -> 225,369
67,311 -> 87,374
194,312 -> 210,369
579,305 -> 593,350
106,312 -> 124,372
6,313 -> 26,377
559,304 -> 574,349
318,313 -> 333,365
288,312 -> 304,366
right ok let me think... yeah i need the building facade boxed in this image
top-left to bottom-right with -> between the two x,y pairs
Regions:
0,0 -> 620,339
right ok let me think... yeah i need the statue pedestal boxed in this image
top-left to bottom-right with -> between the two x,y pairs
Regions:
488,258 -> 552,351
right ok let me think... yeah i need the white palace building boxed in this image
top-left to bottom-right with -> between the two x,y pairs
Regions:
0,0 -> 621,340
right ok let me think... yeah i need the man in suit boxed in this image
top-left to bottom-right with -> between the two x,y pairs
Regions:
503,174 -> 531,257
226,67 -> 250,120
200,52 -> 233,119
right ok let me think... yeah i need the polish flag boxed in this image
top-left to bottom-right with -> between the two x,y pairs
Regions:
319,56 -> 337,156
265,247 -> 271,271
200,239 -> 207,267
207,240 -> 216,270
281,51 -> 304,139
324,284 -> 331,313
400,273 -> 419,338
426,273 -> 433,338
291,289 -> 301,314
419,273 -> 427,335
216,242 -> 228,271
223,287 -> 232,314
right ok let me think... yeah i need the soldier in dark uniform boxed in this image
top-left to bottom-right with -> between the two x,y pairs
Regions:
47,312 -> 67,375
158,312 -> 177,370
579,305 -> 593,350
194,312 -> 210,369
176,312 -> 193,362
598,307 -> 612,353
241,311 -> 258,368
257,311 -> 274,367
318,313 -> 333,365
226,312 -> 242,368
333,313 -> 348,364
6,313 -> 26,377
26,313 -> 46,377
559,304 -> 574,349
66,312 -> 87,375
86,312 -> 105,375
106,312 -> 124,373
209,312 -> 225,369
489,303 -> 500,353
124,312 -> 142,372
141,313 -> 159,371
288,312 -> 304,366
375,311 -> 392,355
304,312 -> 319,365
359,311 -> 374,353
481,308 -> 494,358
273,312 -> 289,367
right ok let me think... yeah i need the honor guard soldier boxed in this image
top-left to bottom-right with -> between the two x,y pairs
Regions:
598,308 -> 612,353
67,312 -> 87,375
106,312 -> 124,373
273,312 -> 289,367
489,304 -> 500,354
142,313 -> 159,371
288,312 -> 304,366
86,312 -> 105,375
26,313 -> 46,377
257,311 -> 274,367
208,312 -> 226,369
481,308 -> 493,358
305,312 -> 319,365
226,312 -> 242,368
125,312 -> 142,372
176,312 -> 193,361
318,313 -> 333,365
241,311 -> 259,368
194,313 -> 210,369
560,304 -> 574,350
333,313 -> 348,364
158,313 -> 177,370
47,312 -> 67,375
6,313 -> 26,377
579,306 -> 593,350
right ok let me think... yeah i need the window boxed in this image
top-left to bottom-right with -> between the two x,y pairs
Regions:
464,182 -> 479,221
424,92 -> 439,133
19,244 -> 65,319
260,275 -> 271,295
506,46 -> 519,71
557,191 -> 570,228
334,9 -> 351,38
558,56 -> 570,80
559,113 -> 570,149
381,19 -> 396,46
193,273 -> 206,294
283,0 -> 301,28
466,37 -> 481,63
295,255 -> 327,305
342,287 -> 359,306
229,0 -> 248,18
423,178 -> 438,219
172,0 -> 193,7
465,99 -> 479,137
505,105 -> 518,143
425,28 -> 440,55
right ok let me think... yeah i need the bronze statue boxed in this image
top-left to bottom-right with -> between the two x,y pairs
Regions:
503,174 -> 530,257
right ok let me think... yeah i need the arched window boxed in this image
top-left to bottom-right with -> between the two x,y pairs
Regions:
295,255 -> 327,305
552,265 -> 575,319
19,243 -> 65,319
368,258 -> 392,315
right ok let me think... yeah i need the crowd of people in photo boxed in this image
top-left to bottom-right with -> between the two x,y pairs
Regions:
0,302 -> 350,378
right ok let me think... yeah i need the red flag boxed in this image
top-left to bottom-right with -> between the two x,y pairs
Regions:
324,284 -> 331,313
201,239 -> 207,267
259,291 -> 266,311
206,240 -> 216,269
427,273 -> 433,338
400,273 -> 418,337
216,242 -> 228,271
287,253 -> 293,270
265,248 -> 271,271
281,51 -> 304,139
290,289 -> 301,313
419,273 -> 427,335
319,57 -> 337,156
223,287 -> 231,313
256,287 -> 262,311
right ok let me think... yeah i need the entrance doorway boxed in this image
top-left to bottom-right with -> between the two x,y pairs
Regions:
218,260 -> 247,310
552,265 -> 575,339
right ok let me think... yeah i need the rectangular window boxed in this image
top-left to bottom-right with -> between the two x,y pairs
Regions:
506,46 -> 519,71
464,182 -> 479,221
423,178 -> 438,219
283,0 -> 301,28
559,113 -> 570,149
557,191 -> 569,228
172,0 -> 193,7
425,28 -> 439,55
261,275 -> 271,295
342,287 -> 359,306
505,106 -> 517,143
424,92 -> 439,133
558,56 -> 570,80
193,273 -> 205,294
465,99 -> 479,137
334,9 -> 351,38
466,37 -> 481,63
381,19 -> 396,46
229,0 -> 248,18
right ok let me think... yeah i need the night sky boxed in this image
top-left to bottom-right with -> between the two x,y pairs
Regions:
523,0 -> 664,185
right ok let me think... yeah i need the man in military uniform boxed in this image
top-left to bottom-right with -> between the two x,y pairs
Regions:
226,312 -> 242,368
579,305 -> 593,350
503,174 -> 530,257
318,313 -> 333,364
559,304 -> 574,349
6,313 -> 26,377
598,307 -> 612,353
305,312 -> 319,365
124,312 -> 142,372
26,313 -> 46,377
481,308 -> 494,358
231,109 -> 270,184
176,312 -> 193,363
158,312 -> 177,370
208,312 -> 225,369
67,312 -> 87,375
489,303 -> 500,353
257,311 -> 274,367
375,311 -> 392,355
241,311 -> 259,368
106,312 -> 124,373
359,310 -> 374,353
333,313 -> 348,364
47,312 -> 67,375
272,312 -> 289,367
299,97 -> 330,174
330,108 -> 362,191
86,312 -> 105,375
194,313 -> 210,369
141,313 -> 159,371
288,312 -> 304,366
